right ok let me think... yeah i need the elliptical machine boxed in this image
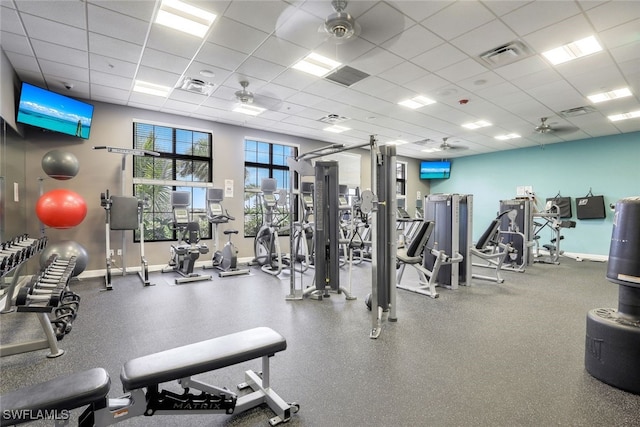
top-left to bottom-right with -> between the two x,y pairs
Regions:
253,178 -> 289,276
204,188 -> 250,277
162,191 -> 211,284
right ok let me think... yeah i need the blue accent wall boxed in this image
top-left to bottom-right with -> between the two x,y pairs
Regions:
430,132 -> 640,257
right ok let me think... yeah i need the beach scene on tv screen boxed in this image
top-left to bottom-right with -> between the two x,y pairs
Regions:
17,84 -> 93,139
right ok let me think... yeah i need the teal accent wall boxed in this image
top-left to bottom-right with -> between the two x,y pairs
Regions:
430,132 -> 640,257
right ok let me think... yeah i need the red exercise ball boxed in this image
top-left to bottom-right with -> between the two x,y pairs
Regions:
36,189 -> 87,229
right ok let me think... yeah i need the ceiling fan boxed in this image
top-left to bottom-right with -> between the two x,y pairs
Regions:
415,137 -> 469,153
534,117 -> 579,135
234,80 -> 282,112
321,0 -> 361,43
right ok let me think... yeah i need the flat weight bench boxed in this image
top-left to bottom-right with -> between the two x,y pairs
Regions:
0,368 -> 110,426
0,327 -> 298,427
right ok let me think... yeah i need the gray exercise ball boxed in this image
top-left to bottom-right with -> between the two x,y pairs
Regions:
39,240 -> 88,277
41,150 -> 80,180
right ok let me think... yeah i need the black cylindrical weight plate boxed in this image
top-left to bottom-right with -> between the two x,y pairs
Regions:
607,197 -> 640,288
585,308 -> 640,394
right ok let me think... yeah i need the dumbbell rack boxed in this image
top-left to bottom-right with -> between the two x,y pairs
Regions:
0,236 -> 78,359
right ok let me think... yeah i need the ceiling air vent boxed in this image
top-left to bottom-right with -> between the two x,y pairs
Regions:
479,41 -> 530,68
559,106 -> 596,117
318,113 -> 350,124
177,77 -> 215,96
324,66 -> 369,87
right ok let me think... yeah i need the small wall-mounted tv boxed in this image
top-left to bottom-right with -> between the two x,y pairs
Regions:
16,82 -> 94,139
420,160 -> 451,179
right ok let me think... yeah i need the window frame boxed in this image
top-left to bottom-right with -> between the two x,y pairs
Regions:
132,120 -> 213,243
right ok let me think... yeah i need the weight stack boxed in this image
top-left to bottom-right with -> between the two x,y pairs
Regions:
585,196 -> 640,394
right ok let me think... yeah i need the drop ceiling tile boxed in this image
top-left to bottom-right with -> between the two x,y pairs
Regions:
521,14 -> 594,53
1,6 -> 25,34
302,79 -> 348,100
451,19 -> 519,57
135,65 -> 181,87
435,58 -> 488,84
195,42 -> 248,72
145,26 -> 203,60
481,1 -> 529,17
31,40 -> 88,69
90,69 -> 134,91
406,73 -> 450,94
0,32 -> 32,55
272,68 -> 317,91
457,70 -> 507,93
315,36 -> 376,64
208,16 -> 270,54
224,0 -> 291,34
358,2 -> 411,45
87,4 -> 148,45
161,99 -> 201,114
494,56 -> 551,81
89,32 -> 143,64
500,1 -> 581,37
90,83 -> 130,102
411,43 -> 467,72
391,1 -> 450,22
89,54 -> 137,79
183,62 -> 233,86
352,76 -> 399,99
128,93 -> 166,108
421,1 -> 494,41
140,48 -> 191,75
89,0 -> 157,21
381,24 -> 443,60
349,47 -> 404,75
511,68 -> 563,91
235,56 -> 286,82
272,8 -> 324,50
586,1 -> 640,32
4,51 -> 39,73
378,61 -> 428,85
39,59 -> 88,82
252,36 -> 309,68
20,13 -> 87,50
16,0 -> 86,28
599,19 -> 640,50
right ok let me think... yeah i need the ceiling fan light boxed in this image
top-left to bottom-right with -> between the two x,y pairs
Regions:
325,12 -> 356,39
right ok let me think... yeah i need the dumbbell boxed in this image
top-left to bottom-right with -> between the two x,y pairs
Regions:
15,286 -> 61,307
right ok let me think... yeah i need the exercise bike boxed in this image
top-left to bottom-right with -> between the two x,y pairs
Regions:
161,191 -> 212,284
204,188 -> 250,277
253,178 -> 289,276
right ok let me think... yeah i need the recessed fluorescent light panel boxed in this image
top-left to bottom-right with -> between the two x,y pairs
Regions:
542,36 -> 602,65
398,95 -> 436,109
386,140 -> 408,146
608,110 -> 640,122
133,80 -> 172,97
324,125 -> 350,133
421,147 -> 441,153
155,0 -> 217,38
495,133 -> 521,140
293,53 -> 341,77
462,120 -> 492,129
588,88 -> 632,104
233,104 -> 266,116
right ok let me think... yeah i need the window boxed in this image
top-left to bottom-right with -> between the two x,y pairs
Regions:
244,139 -> 297,237
133,122 -> 212,242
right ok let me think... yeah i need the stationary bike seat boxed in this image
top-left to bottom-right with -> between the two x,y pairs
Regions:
223,230 -> 239,235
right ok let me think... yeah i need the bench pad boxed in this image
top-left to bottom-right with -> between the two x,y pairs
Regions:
0,368 -> 110,424
120,327 -> 286,391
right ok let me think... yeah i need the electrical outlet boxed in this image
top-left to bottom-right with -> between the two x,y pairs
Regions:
109,249 -> 114,256
117,249 -> 122,256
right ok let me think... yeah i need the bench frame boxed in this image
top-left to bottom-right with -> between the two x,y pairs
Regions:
1,328 -> 298,427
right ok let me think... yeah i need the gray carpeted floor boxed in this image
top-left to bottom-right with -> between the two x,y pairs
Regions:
1,257 -> 639,426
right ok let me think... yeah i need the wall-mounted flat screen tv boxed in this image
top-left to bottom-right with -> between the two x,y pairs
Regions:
420,160 -> 451,179
16,82 -> 94,139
